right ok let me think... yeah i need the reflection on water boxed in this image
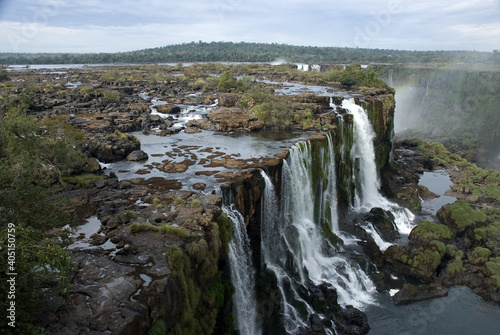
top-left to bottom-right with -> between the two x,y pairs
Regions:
419,169 -> 456,216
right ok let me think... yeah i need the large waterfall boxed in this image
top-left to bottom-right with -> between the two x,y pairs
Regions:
259,133 -> 375,334
342,98 -> 415,237
224,98 -> 416,334
221,190 -> 261,335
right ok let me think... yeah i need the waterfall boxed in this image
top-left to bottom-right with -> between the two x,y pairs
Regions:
342,98 -> 414,237
259,133 -> 376,334
221,189 -> 261,335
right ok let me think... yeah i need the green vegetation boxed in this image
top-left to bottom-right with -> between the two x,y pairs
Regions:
217,71 -> 252,92
61,173 -> 102,188
111,130 -> 140,144
129,223 -> 190,238
174,197 -> 184,206
1,41 -> 498,65
485,258 -> 500,287
165,213 -> 233,335
147,319 -> 167,335
0,87 -> 89,333
409,221 -> 453,244
191,199 -> 202,208
0,64 -> 8,81
438,200 -> 487,232
468,247 -> 491,265
445,259 -> 465,275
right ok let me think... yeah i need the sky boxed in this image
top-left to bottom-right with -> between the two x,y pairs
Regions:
0,0 -> 499,53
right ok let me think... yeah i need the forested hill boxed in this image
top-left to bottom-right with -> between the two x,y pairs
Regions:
1,41 -> 499,65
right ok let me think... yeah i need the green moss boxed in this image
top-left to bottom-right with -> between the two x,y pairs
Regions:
216,213 -> 233,254
165,218 -> 233,335
446,244 -> 464,260
446,259 -> 465,275
125,210 -> 137,219
439,200 -> 487,232
429,240 -> 447,256
409,221 -> 453,243
468,247 -> 491,265
61,173 -> 102,188
147,319 -> 167,335
485,260 -> 500,288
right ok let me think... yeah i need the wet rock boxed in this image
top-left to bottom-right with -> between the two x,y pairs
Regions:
184,126 -> 202,134
393,283 -> 448,305
127,150 -> 149,161
155,104 -> 181,114
364,207 -> 399,242
335,305 -> 370,335
192,183 -> 206,190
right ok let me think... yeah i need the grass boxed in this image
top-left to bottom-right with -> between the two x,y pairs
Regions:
130,223 -> 189,238
61,173 -> 102,188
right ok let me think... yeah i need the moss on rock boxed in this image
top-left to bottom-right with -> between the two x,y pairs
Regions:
409,221 -> 453,244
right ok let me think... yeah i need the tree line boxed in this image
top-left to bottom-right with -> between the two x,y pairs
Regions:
1,41 -> 498,65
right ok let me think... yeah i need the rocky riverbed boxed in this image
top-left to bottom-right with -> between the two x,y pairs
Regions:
2,64 -> 499,334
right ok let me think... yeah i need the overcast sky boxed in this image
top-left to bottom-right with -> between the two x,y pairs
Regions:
0,0 -> 499,53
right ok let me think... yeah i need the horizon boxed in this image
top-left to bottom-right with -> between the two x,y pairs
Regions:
0,40 -> 496,56
1,0 -> 499,54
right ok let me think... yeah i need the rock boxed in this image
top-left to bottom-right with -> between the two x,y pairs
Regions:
393,283 -> 448,305
184,126 -> 202,134
218,93 -> 241,107
155,104 -> 181,114
335,305 -> 370,335
187,119 -> 212,130
364,207 -> 399,242
384,243 -> 445,283
127,150 -> 149,161
192,183 -> 206,190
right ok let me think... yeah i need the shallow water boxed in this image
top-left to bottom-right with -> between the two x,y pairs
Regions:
419,169 -> 456,216
106,130 -> 307,191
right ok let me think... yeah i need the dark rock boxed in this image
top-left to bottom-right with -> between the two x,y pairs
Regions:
127,150 -> 149,161
393,283 -> 448,305
364,207 -> 399,242
335,305 -> 370,335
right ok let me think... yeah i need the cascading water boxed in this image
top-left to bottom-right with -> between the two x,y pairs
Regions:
258,133 -> 376,334
220,189 -> 261,335
341,98 -> 415,240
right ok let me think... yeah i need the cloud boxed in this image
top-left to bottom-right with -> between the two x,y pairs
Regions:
0,0 -> 498,52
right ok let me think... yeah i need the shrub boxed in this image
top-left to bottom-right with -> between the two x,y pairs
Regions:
191,199 -> 202,208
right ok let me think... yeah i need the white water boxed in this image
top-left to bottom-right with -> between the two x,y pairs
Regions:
223,201 -> 261,335
259,134 -> 376,333
342,98 -> 415,240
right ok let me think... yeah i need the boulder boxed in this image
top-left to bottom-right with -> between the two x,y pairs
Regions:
155,104 -> 181,114
393,283 -> 448,305
364,207 -> 399,242
335,305 -> 370,335
127,150 -> 149,161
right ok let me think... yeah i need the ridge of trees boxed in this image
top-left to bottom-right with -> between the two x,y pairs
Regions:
1,41 -> 498,65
